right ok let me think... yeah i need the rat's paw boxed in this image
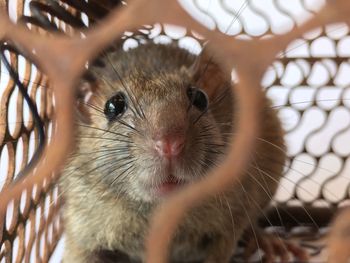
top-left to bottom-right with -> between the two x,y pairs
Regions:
242,230 -> 309,263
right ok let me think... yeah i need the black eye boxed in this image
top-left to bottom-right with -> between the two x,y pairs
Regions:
187,87 -> 208,111
104,92 -> 127,121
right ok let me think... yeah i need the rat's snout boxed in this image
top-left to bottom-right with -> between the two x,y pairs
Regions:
154,135 -> 185,157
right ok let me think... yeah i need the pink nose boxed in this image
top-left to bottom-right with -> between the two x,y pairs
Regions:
154,136 -> 185,157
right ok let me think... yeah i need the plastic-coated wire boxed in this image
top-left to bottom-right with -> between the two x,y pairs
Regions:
0,0 -> 121,182
0,0 -> 116,181
18,0 -> 121,82
0,43 -> 46,182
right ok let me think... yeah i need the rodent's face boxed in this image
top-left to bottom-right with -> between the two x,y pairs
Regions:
77,45 -> 233,203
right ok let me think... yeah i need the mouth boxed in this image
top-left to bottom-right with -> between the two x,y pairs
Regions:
156,175 -> 186,196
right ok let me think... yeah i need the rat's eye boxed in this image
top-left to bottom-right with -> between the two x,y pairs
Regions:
104,92 -> 127,121
187,87 -> 208,111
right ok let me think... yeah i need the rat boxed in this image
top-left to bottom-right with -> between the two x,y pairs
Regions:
59,42 -> 286,263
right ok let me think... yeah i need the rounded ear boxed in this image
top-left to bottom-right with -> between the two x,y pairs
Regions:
191,48 -> 230,101
75,80 -> 96,124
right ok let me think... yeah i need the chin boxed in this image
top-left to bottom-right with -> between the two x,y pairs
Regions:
130,182 -> 185,204
127,185 -> 159,203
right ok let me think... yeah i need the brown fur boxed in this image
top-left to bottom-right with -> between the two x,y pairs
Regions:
60,43 -> 285,262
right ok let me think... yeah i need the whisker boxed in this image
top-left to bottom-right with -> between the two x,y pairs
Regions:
236,178 -> 291,261
251,157 -> 285,229
64,151 -> 131,177
250,164 -> 320,230
76,124 -> 132,139
103,52 -> 146,120
235,182 -> 263,263
222,195 -> 237,245
116,119 -> 141,134
98,75 -> 142,119
82,101 -> 105,114
77,135 -> 133,144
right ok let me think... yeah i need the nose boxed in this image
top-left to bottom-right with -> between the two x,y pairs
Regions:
154,136 -> 185,157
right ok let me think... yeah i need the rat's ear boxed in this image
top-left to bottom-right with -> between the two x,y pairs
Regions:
190,48 -> 229,101
75,80 -> 96,124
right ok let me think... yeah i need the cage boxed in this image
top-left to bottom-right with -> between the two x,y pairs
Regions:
0,0 -> 349,262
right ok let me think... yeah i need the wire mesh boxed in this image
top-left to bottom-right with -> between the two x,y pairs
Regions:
0,0 -> 349,262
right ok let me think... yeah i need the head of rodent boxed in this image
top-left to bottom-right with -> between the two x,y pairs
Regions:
76,43 -> 234,203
